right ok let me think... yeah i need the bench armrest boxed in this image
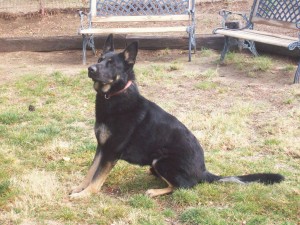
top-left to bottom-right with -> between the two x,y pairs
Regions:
78,10 -> 92,32
218,9 -> 252,30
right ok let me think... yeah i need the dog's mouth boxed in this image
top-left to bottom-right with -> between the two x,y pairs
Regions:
93,79 -> 115,93
88,71 -> 100,82
88,71 -> 113,84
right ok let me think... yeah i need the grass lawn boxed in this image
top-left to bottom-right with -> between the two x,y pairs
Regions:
0,49 -> 299,224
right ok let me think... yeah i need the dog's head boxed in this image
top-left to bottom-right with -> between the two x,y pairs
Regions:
88,34 -> 138,93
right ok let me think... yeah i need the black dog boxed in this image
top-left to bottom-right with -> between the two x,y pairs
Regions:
70,34 -> 284,198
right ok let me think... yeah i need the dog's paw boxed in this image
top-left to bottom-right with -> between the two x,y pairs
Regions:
69,189 -> 92,200
70,186 -> 85,195
145,187 -> 174,197
145,189 -> 158,198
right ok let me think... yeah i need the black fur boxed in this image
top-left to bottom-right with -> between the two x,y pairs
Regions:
86,34 -> 284,193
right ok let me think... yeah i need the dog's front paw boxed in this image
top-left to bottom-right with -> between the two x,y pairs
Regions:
70,185 -> 85,195
69,188 -> 92,199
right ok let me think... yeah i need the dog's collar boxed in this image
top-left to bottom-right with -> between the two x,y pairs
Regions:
104,80 -> 133,99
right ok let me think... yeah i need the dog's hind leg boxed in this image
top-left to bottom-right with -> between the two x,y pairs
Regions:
146,156 -> 200,197
146,159 -> 174,197
146,186 -> 174,198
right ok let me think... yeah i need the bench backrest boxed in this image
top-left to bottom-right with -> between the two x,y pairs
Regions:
89,0 -> 194,23
250,0 -> 300,30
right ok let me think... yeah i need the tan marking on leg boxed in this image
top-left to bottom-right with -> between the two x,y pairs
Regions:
146,159 -> 174,197
70,152 -> 101,194
146,186 -> 174,197
88,161 -> 114,192
70,161 -> 115,199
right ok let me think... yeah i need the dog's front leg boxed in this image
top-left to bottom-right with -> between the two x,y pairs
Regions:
70,154 -> 116,199
70,146 -> 102,195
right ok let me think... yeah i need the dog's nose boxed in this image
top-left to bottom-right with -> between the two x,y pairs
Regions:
88,65 -> 97,74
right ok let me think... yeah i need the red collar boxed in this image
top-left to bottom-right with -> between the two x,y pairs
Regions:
104,80 -> 133,99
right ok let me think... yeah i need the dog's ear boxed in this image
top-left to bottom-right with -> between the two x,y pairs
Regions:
122,41 -> 138,65
103,34 -> 114,53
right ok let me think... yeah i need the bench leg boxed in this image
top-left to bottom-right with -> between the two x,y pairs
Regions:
82,34 -> 96,65
244,40 -> 259,57
82,35 -> 88,65
188,32 -> 192,62
90,35 -> 96,55
187,26 -> 196,62
191,28 -> 196,54
220,36 -> 230,63
294,61 -> 300,84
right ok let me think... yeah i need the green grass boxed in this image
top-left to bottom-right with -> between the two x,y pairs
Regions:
283,64 -> 295,72
199,47 -> 215,57
129,194 -> 156,209
224,52 -> 274,77
0,152 -> 18,209
195,80 -> 218,90
0,51 -> 299,224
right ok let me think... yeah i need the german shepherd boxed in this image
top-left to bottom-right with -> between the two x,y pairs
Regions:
70,34 -> 284,198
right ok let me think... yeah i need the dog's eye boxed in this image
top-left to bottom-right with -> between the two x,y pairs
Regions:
98,54 -> 105,63
106,58 -> 114,65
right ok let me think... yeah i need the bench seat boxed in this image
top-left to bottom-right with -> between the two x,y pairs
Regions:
213,0 -> 300,83
80,27 -> 188,35
78,0 -> 196,64
214,29 -> 299,49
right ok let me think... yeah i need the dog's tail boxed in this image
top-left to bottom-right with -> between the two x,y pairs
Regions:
202,171 -> 284,185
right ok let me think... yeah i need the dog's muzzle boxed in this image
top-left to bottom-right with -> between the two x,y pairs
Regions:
88,65 -> 98,79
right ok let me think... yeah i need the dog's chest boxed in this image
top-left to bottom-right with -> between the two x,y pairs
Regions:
94,123 -> 111,145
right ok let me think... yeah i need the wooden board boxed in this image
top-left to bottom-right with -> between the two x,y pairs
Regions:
92,15 -> 190,23
80,27 -> 188,34
251,17 -> 298,30
214,29 -> 299,48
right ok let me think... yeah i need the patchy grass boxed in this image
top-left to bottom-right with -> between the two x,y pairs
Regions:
224,52 -> 278,78
129,194 -> 156,209
0,153 -> 18,209
0,50 -> 299,224
195,80 -> 218,90
252,56 -> 273,72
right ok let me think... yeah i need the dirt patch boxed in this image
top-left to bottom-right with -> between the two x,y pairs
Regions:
0,48 -> 297,85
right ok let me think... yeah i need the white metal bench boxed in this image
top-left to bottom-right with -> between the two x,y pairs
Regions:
79,0 -> 196,64
213,0 -> 300,83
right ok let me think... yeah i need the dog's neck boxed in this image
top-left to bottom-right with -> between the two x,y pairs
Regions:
95,79 -> 140,119
104,80 -> 133,100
